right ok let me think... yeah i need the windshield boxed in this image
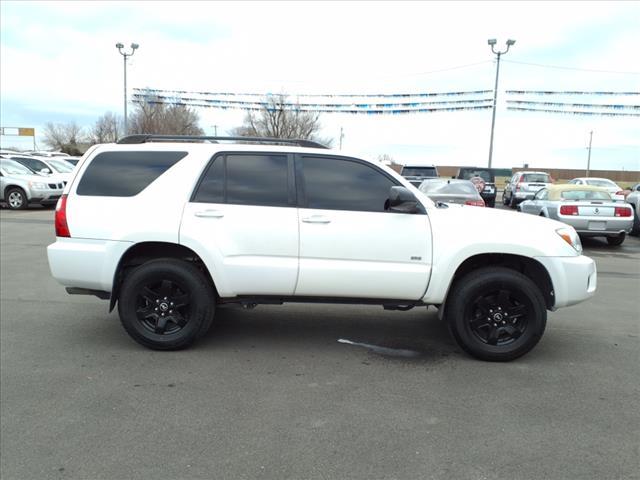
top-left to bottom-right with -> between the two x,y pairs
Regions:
0,159 -> 33,175
458,169 -> 493,182
522,173 -> 550,183
402,166 -> 437,177
47,159 -> 74,173
420,180 -> 477,195
561,190 -> 611,201
585,179 -> 617,188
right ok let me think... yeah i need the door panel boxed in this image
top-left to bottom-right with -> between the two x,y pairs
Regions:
296,208 -> 431,299
181,203 -> 299,296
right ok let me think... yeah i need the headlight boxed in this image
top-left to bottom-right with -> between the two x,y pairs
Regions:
29,181 -> 48,190
556,227 -> 582,254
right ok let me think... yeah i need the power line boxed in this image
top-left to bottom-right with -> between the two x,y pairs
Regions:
503,59 -> 640,75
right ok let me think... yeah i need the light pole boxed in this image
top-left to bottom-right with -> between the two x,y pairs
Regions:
487,38 -> 515,169
586,130 -> 593,177
115,42 -> 139,135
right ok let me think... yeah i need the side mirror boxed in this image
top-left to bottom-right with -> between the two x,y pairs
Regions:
40,168 -> 51,174
385,186 -> 421,214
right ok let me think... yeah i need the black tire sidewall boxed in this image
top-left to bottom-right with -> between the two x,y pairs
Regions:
606,233 -> 625,246
118,259 -> 214,350
447,267 -> 547,362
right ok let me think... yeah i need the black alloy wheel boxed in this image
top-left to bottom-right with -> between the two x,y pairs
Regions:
606,233 -> 625,246
446,267 -> 547,361
118,258 -> 215,350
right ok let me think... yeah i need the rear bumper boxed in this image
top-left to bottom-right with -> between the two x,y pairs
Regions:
561,216 -> 633,236
47,238 -> 133,292
534,255 -> 597,309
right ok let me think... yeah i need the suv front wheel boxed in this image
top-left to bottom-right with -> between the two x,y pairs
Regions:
118,258 -> 215,350
446,267 -> 547,361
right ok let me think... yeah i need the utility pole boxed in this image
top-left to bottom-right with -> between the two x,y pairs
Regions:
586,130 -> 593,177
487,38 -> 516,169
339,127 -> 344,150
115,42 -> 139,136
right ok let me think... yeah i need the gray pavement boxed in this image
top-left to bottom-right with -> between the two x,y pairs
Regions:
1,206 -> 639,480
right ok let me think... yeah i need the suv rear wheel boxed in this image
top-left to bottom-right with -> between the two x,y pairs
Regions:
118,258 -> 215,350
446,267 -> 547,361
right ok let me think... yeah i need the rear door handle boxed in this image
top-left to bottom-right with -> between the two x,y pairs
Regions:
302,215 -> 331,224
195,210 -> 225,218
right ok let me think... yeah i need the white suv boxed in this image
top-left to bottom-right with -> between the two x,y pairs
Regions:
47,135 -> 597,361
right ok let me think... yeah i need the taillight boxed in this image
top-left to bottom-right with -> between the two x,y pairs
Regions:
465,199 -> 485,207
560,205 -> 579,216
515,182 -> 522,192
55,194 -> 70,237
614,206 -> 632,217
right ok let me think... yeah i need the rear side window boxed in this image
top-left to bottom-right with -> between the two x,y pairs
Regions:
193,153 -> 290,207
300,156 -> 396,212
561,190 -> 611,200
76,151 -> 187,196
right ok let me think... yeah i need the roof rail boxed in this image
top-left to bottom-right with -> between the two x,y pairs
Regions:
116,135 -> 329,149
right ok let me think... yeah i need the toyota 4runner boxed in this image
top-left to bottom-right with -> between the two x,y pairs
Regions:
47,135 -> 597,361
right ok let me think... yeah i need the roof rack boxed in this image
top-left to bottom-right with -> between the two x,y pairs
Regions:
116,135 -> 328,149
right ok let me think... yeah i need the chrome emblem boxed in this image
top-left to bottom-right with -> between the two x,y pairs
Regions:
159,302 -> 169,311
493,313 -> 504,322
594,208 -> 599,214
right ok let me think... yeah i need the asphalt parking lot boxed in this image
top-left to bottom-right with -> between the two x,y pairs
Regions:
1,206 -> 639,480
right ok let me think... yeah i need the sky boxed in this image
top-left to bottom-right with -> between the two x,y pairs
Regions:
1,1 -> 639,171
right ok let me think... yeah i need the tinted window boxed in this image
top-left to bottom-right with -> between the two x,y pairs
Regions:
1,159 -> 33,175
194,157 -> 225,203
402,166 -> 437,177
226,154 -> 289,207
12,157 -> 48,173
458,168 -> 494,182
77,151 -> 187,196
522,173 -> 550,183
301,156 -> 396,212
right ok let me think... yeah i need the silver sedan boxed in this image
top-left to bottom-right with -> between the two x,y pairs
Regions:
519,185 -> 634,246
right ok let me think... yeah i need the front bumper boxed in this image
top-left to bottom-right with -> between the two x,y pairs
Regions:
534,255 -> 597,309
29,187 -> 63,204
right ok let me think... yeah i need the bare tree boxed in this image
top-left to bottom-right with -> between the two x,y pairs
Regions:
43,121 -> 84,154
89,111 -> 122,144
231,94 -> 332,146
128,94 -> 204,135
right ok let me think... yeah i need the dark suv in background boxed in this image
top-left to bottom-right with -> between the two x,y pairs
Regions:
400,165 -> 439,187
456,167 -> 497,207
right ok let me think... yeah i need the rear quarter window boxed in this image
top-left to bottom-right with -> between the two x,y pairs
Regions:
76,151 -> 187,196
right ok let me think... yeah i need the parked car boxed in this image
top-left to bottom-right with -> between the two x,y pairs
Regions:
418,179 -> 485,206
26,151 -> 71,158
5,155 -> 73,183
0,159 -> 65,209
568,177 -> 625,202
400,164 -> 439,187
47,135 -> 596,361
503,171 -> 553,208
518,184 -> 633,246
455,167 -> 497,207
625,183 -> 640,235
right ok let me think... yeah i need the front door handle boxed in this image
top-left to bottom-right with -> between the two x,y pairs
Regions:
195,210 -> 225,218
302,215 -> 331,224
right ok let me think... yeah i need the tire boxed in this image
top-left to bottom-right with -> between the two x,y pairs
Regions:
6,187 -> 28,210
509,196 -> 518,209
118,258 -> 215,350
446,267 -> 547,362
630,208 -> 640,236
502,191 -> 510,206
486,199 -> 495,208
606,233 -> 625,246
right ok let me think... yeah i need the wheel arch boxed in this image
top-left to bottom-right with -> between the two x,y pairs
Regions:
109,241 -> 218,312
441,253 -> 555,315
